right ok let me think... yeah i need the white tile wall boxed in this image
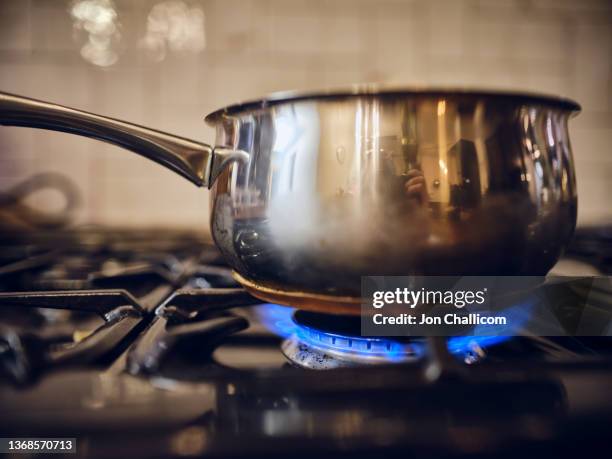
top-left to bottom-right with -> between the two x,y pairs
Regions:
0,0 -> 610,230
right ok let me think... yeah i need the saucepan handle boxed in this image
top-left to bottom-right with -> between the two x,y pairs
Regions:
0,91 -> 245,188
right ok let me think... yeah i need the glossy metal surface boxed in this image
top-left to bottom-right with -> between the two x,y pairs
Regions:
208,92 -> 579,304
0,89 -> 580,311
0,92 -> 217,187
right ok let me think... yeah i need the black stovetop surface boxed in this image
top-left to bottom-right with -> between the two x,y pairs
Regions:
1,226 -> 611,459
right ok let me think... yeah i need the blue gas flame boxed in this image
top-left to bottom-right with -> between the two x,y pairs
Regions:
255,299 -> 534,361
254,303 -> 296,338
447,299 -> 534,354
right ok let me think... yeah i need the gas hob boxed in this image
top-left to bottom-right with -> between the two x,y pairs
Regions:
1,227 -> 612,458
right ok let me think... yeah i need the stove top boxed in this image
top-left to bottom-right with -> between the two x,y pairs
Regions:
1,226 -> 611,458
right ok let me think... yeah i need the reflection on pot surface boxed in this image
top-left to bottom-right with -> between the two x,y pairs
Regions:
210,94 -> 578,299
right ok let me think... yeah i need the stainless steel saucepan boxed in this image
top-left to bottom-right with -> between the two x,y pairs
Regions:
0,88 -> 580,313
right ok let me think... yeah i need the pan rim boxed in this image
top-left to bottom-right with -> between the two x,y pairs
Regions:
204,84 -> 581,123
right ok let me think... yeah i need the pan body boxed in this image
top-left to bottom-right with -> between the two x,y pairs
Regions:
207,91 -> 578,304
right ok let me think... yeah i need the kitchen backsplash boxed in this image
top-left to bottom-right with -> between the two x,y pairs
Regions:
0,0 -> 610,230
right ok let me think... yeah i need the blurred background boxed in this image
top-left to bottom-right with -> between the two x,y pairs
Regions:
0,0 -> 610,232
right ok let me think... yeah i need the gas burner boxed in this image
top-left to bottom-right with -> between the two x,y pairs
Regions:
259,306 -> 533,369
281,336 -> 422,369
280,310 -> 423,369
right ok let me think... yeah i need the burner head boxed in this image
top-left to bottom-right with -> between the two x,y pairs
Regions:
280,310 -> 424,369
